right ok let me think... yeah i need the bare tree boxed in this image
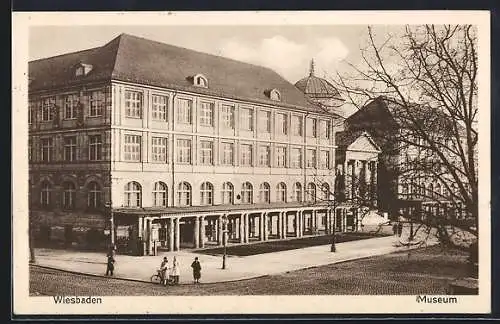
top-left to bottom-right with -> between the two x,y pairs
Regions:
330,25 -> 478,249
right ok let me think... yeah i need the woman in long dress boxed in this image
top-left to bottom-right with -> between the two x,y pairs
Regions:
170,256 -> 180,285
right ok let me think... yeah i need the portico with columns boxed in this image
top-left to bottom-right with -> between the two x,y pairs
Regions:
112,202 -> 356,255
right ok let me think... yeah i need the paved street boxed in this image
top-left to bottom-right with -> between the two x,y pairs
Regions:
30,246 -> 471,296
33,226 -> 437,284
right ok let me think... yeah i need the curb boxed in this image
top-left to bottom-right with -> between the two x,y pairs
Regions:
30,263 -> 271,286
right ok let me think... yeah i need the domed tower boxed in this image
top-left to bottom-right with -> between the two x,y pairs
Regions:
295,59 -> 346,115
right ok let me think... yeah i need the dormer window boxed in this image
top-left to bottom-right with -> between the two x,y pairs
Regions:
269,88 -> 281,101
75,63 -> 93,77
193,74 -> 208,88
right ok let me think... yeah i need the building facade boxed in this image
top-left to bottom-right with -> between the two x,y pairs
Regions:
28,34 -> 378,255
344,96 -> 468,222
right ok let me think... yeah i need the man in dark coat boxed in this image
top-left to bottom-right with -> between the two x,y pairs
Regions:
105,253 -> 115,276
191,257 -> 201,283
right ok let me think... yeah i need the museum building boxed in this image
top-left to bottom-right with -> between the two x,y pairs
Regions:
28,33 -> 380,255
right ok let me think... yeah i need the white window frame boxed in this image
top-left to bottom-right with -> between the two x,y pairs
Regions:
64,94 -> 78,119
87,182 -> 102,208
294,183 -> 302,202
200,182 -> 214,205
221,182 -> 234,204
89,135 -> 102,161
124,181 -> 142,207
62,182 -> 76,209
221,105 -> 235,129
306,118 -> 317,138
200,140 -> 214,165
276,113 -> 288,135
124,135 -> 142,162
276,146 -> 287,168
291,115 -> 303,136
291,148 -> 302,168
177,139 -> 192,164
153,182 -> 168,207
320,150 -> 330,169
276,182 -> 287,202
221,142 -> 234,165
258,145 -> 270,167
125,90 -> 143,118
41,97 -> 54,121
89,91 -> 104,117
177,182 -> 192,206
240,144 -> 253,166
152,94 -> 168,121
176,99 -> 193,124
151,137 -> 168,163
240,108 -> 254,131
64,136 -> 77,162
259,110 -> 272,133
40,138 -> 53,162
200,102 -> 214,127
259,183 -> 270,203
241,182 -> 253,204
306,149 -> 317,168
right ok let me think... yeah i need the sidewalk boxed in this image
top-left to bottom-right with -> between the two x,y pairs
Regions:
33,229 -> 438,284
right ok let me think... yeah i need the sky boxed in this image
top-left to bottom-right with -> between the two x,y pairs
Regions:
28,25 -> 398,84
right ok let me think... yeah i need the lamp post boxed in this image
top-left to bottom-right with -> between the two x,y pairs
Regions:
221,215 -> 228,270
105,202 -> 115,252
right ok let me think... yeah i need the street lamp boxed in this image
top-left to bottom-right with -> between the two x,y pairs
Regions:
104,202 -> 115,252
221,215 -> 228,270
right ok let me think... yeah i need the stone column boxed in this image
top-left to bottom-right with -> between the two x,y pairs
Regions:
283,213 -> 288,239
200,216 -> 205,248
194,216 -> 200,248
260,213 -> 265,241
217,215 -> 223,245
174,218 -> 180,251
168,217 -> 174,251
325,209 -> 330,234
244,214 -> 249,243
263,213 -> 269,240
146,218 -> 153,255
239,214 -> 245,243
295,212 -> 300,237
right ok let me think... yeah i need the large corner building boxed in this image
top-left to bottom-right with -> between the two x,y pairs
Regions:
28,34 -> 379,255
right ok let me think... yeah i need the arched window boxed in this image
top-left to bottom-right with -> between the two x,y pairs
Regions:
270,88 -> 281,101
200,182 -> 214,205
221,182 -> 234,204
152,182 -> 167,207
87,182 -> 102,208
307,183 -> 316,202
241,182 -> 253,204
177,182 -> 192,206
293,182 -> 302,202
259,182 -> 270,203
62,181 -> 76,209
276,182 -> 287,202
40,181 -> 52,207
124,181 -> 142,207
321,183 -> 330,200
194,74 -> 208,88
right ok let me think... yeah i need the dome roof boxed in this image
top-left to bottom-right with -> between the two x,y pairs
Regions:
294,59 -> 341,98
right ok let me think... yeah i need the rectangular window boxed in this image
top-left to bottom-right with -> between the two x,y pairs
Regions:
258,145 -> 271,167
151,137 -> 168,162
125,91 -> 143,118
320,150 -> 330,169
89,135 -> 102,161
41,97 -> 54,121
306,118 -> 317,137
259,110 -> 272,133
64,94 -> 78,119
276,146 -> 287,167
200,102 -> 214,126
152,95 -> 168,121
221,142 -> 234,165
291,148 -> 302,168
64,136 -> 77,161
240,144 -> 253,166
291,115 -> 303,136
306,149 -> 317,168
124,135 -> 141,161
40,138 -> 53,162
89,91 -> 104,117
176,99 -> 192,124
276,113 -> 288,135
319,120 -> 330,139
221,105 -> 235,129
240,108 -> 254,131
177,139 -> 192,164
28,101 -> 35,124
200,140 -> 214,165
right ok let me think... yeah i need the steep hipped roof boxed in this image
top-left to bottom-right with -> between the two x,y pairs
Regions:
29,33 -> 320,111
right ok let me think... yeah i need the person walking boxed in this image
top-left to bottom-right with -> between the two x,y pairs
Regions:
170,256 -> 180,285
105,253 -> 115,276
191,257 -> 201,284
159,257 -> 169,285
397,221 -> 403,237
